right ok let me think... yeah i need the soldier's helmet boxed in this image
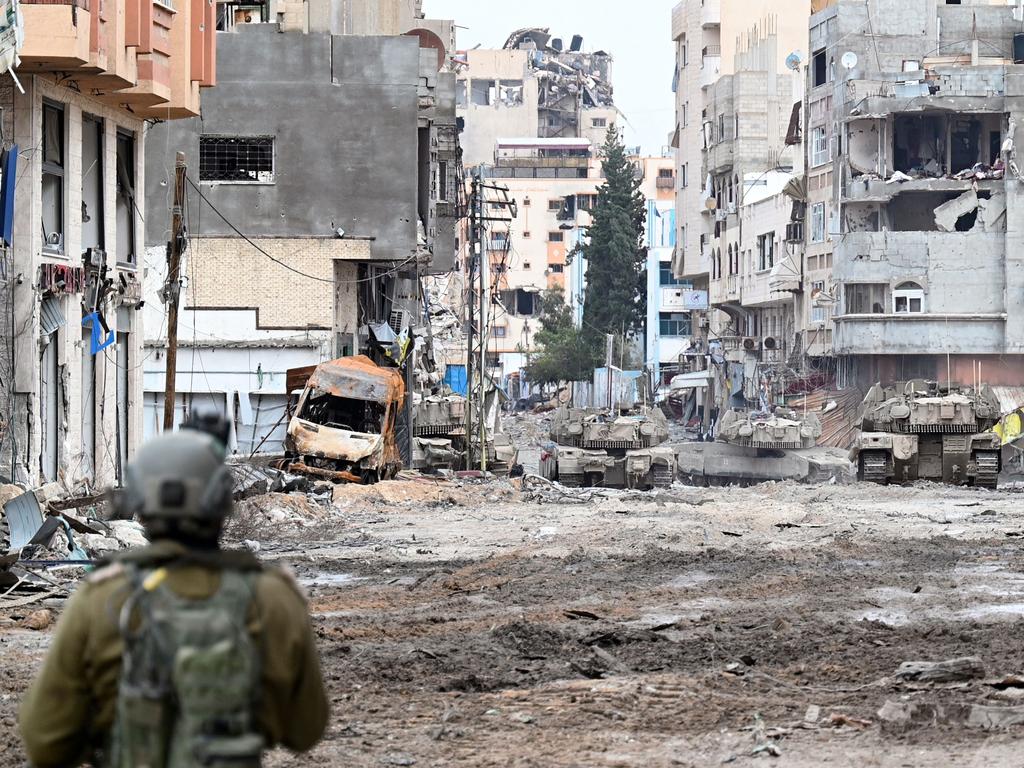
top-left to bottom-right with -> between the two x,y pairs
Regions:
115,430 -> 234,539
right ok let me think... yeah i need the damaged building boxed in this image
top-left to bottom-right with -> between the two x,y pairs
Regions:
456,29 -> 616,168
0,0 -> 217,486
808,0 -> 1024,386
142,1 -> 459,457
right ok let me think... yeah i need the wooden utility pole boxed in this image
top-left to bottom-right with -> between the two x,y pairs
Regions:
163,152 -> 186,432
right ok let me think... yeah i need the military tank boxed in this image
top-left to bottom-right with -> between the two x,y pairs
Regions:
676,408 -> 851,486
538,406 -> 676,489
717,408 -> 822,450
851,380 -> 1002,488
412,394 -> 518,473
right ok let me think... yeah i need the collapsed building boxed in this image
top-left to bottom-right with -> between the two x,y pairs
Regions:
456,28 -> 616,168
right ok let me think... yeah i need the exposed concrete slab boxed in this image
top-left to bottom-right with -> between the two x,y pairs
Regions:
934,190 -> 978,232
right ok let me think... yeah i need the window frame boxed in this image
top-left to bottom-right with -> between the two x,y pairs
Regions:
811,126 -> 830,168
81,114 -> 105,252
810,202 -> 826,243
659,311 -> 692,338
42,101 -> 66,255
116,129 -> 138,267
547,231 -> 564,243
893,282 -> 925,314
199,135 -> 276,184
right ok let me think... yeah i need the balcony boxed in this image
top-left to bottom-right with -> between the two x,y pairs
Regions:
700,0 -> 720,28
700,50 -> 721,90
833,313 -> 1007,356
656,175 -> 675,190
706,138 -> 733,174
20,0 -> 92,71
493,156 -> 590,170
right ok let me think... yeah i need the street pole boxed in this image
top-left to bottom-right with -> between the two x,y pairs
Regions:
163,152 -> 186,432
478,169 -> 489,473
605,333 -> 614,411
465,172 -> 478,469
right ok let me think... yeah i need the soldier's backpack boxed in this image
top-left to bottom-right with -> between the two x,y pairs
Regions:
109,565 -> 264,768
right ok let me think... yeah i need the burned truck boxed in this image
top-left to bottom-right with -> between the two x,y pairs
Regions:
851,381 -> 1002,488
413,394 -> 519,473
539,406 -> 676,489
283,356 -> 405,484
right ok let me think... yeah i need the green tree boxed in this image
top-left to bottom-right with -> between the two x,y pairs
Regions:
527,288 -> 599,384
581,126 -> 647,353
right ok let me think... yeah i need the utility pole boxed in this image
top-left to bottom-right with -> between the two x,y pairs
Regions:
605,333 -> 614,411
465,172 -> 479,469
163,152 -> 186,432
478,167 -> 489,473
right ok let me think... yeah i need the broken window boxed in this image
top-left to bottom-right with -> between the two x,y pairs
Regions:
845,283 -> 888,315
81,115 -> 104,251
301,389 -> 386,435
42,102 -> 65,253
893,282 -> 924,314
812,48 -> 827,88
811,126 -> 829,167
200,136 -> 274,183
116,131 -> 137,265
660,312 -> 691,337
810,203 -> 825,242
498,80 -> 523,106
455,79 -> 467,108
470,80 -> 495,106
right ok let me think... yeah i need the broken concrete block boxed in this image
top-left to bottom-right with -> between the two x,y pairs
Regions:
895,656 -> 985,683
976,192 -> 1006,232
934,190 -> 978,232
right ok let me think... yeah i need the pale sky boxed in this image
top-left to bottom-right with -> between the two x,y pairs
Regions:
424,0 -> 677,156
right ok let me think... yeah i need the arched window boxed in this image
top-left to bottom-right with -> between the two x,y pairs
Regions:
893,281 -> 924,314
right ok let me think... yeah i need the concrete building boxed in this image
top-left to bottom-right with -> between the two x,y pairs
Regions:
808,0 -> 1024,387
141,11 -> 457,454
456,29 -> 616,169
0,0 -> 216,486
670,0 -> 811,358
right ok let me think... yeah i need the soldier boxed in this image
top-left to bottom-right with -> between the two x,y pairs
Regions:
19,428 -> 329,767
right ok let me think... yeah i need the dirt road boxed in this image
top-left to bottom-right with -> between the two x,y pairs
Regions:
4,478 -> 1024,766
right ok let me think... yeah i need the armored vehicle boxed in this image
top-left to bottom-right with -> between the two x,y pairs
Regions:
539,406 -> 676,489
413,394 -> 518,473
852,380 -> 1001,488
717,408 -> 822,450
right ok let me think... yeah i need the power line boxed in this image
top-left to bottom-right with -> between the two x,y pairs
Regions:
185,176 -> 419,285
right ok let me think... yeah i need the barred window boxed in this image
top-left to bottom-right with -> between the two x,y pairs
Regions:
199,136 -> 274,183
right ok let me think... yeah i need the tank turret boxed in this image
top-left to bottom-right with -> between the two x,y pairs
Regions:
718,408 -> 822,450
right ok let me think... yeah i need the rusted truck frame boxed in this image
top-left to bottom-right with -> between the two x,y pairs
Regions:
283,356 -> 405,484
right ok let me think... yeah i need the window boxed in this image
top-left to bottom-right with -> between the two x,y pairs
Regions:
491,325 -> 507,338
812,48 -> 827,88
682,40 -> 688,67
659,263 -> 688,286
42,103 -> 65,252
548,198 -> 563,212
718,113 -> 725,142
498,80 -> 524,105
893,281 -> 925,314
471,79 -> 495,106
845,283 -> 888,315
81,115 -> 104,251
681,163 -> 688,188
659,168 -> 674,178
549,264 -> 564,274
810,280 -> 826,324
592,117 -> 607,128
116,131 -> 137,265
810,202 -> 825,242
455,80 -> 467,108
577,194 -> 597,211
200,136 -> 274,183
660,312 -> 692,337
811,126 -> 830,167
757,233 -> 775,271
523,231 -> 531,239
548,231 -> 564,242
682,102 -> 689,126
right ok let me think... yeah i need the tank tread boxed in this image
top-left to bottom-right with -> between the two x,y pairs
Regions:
860,450 -> 890,484
558,473 -> 584,488
975,452 -> 999,490
652,466 -> 675,488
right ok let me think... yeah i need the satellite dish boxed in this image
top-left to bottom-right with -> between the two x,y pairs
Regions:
785,51 -> 803,71
841,51 -> 859,70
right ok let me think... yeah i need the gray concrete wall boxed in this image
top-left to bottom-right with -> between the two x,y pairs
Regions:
145,26 -> 422,263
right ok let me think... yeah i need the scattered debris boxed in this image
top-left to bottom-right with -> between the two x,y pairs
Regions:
895,657 -> 986,683
828,712 -> 872,729
20,609 -> 54,631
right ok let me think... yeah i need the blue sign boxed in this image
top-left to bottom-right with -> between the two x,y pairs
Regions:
82,312 -> 115,355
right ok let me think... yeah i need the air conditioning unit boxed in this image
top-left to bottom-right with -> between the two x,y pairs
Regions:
742,337 -> 759,352
785,221 -> 804,243
763,336 -> 778,350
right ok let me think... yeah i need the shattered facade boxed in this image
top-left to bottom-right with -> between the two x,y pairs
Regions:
810,0 -> 1024,386
456,29 -> 616,169
141,11 -> 458,456
0,0 -> 217,486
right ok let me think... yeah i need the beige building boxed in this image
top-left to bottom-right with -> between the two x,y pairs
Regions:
0,0 -> 217,486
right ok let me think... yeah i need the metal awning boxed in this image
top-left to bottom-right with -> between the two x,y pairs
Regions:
669,370 -> 712,391
769,253 -> 801,293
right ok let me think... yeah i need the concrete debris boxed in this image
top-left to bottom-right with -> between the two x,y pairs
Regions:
933,190 -> 979,232
878,699 -> 1024,732
895,657 -> 986,683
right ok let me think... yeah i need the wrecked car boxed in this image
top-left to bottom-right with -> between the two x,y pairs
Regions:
284,356 -> 405,484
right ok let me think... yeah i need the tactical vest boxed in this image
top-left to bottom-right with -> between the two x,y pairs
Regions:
108,565 -> 264,768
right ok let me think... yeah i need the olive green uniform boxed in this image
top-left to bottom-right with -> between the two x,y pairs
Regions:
19,541 -> 329,767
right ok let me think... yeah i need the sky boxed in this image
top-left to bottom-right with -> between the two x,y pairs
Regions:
424,0 -> 677,156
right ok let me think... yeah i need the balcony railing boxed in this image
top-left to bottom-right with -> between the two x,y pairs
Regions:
656,176 -> 675,189
494,156 -> 590,169
22,0 -> 90,7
